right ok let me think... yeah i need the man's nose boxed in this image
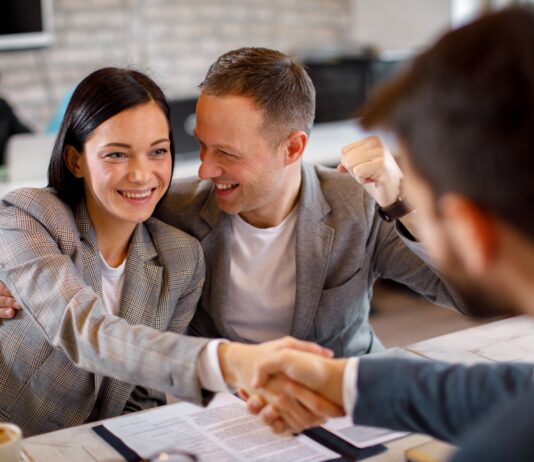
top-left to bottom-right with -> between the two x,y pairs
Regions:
198,150 -> 223,179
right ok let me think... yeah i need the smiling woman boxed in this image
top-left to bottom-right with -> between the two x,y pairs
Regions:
0,67 -> 209,436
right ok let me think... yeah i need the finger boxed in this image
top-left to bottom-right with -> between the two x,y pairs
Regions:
337,164 -> 348,174
346,158 -> 385,185
259,403 -> 280,426
0,283 -> 13,297
247,394 -> 266,414
0,308 -> 16,319
280,336 -> 333,357
260,402 -> 301,433
0,296 -> 21,310
265,377 -> 325,433
270,418 -> 287,434
237,388 -> 249,401
252,351 -> 288,387
289,382 -> 345,419
340,135 -> 382,155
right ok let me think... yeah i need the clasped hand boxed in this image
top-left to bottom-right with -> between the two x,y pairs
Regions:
218,338 -> 346,434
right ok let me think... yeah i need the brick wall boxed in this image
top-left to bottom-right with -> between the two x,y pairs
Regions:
0,0 -> 351,131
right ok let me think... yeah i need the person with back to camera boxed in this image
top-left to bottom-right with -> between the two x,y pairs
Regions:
247,7 -> 534,461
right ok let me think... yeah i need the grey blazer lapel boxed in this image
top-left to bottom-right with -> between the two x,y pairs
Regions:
97,223 -> 164,419
74,202 -> 102,297
290,164 -> 335,339
198,189 -> 247,341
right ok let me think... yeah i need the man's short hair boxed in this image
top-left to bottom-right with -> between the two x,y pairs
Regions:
362,6 -> 534,239
200,47 -> 316,143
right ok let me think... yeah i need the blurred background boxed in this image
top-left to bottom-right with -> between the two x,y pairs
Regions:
1,0 -> 530,345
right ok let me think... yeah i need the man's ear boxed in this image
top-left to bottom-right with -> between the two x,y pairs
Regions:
282,131 -> 308,166
64,146 -> 84,178
438,193 -> 498,276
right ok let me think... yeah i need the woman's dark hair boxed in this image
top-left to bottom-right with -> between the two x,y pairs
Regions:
48,67 -> 175,206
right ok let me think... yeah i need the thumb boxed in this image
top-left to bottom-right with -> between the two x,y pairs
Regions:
283,337 -> 333,358
252,351 -> 288,388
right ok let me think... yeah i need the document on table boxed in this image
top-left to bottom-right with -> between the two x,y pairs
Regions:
323,416 -> 407,448
407,316 -> 534,364
99,393 -> 338,461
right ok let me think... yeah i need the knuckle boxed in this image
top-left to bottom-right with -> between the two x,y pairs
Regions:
274,396 -> 289,409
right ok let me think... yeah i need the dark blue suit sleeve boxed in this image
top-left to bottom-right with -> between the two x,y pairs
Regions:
451,387 -> 534,462
353,357 -> 534,444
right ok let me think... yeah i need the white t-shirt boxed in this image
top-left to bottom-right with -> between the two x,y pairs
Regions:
226,208 -> 298,343
99,253 -> 127,316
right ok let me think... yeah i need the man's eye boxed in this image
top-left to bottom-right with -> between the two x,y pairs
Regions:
219,149 -> 235,157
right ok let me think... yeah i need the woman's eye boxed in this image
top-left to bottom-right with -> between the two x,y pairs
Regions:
152,148 -> 168,157
105,152 -> 126,159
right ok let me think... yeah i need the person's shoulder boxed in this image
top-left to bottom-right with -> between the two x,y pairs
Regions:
0,187 -> 77,236
2,187 -> 70,217
160,177 -> 211,214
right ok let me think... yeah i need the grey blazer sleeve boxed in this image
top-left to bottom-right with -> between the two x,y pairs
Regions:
0,192 -> 210,404
353,357 -> 534,443
125,250 -> 207,411
372,217 -> 468,314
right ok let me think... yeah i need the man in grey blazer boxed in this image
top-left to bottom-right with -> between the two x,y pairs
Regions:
249,6 -> 534,461
154,47 -> 467,358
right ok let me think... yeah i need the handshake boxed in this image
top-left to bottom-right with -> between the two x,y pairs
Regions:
217,337 -> 348,434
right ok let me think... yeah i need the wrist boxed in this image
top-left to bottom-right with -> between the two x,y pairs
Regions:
217,342 -> 239,387
377,196 -> 413,222
319,358 -> 347,407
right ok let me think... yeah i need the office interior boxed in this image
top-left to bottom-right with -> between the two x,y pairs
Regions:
1,0 -> 518,345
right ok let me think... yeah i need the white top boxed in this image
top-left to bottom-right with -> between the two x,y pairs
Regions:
99,254 -> 127,316
226,208 -> 298,343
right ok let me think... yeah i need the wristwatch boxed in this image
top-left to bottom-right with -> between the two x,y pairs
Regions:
377,197 -> 413,222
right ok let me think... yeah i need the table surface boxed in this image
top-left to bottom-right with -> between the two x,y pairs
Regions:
22,315 -> 534,462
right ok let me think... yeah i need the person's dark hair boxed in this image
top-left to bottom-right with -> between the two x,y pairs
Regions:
199,47 -> 316,144
362,6 -> 534,239
48,67 -> 175,206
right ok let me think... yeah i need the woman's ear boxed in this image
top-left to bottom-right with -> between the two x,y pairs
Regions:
64,146 -> 84,178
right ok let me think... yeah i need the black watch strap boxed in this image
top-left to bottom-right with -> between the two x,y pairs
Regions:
377,197 -> 413,222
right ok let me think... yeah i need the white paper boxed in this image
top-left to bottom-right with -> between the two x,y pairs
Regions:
103,393 -> 338,461
323,415 -> 407,448
407,316 -> 534,364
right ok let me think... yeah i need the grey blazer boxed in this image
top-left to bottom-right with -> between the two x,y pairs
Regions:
354,356 -> 534,462
156,163 -> 465,357
0,188 -> 210,436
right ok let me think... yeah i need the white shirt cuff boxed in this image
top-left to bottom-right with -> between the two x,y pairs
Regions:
197,339 -> 232,393
342,356 -> 360,415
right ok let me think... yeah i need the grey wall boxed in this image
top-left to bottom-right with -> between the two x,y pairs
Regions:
0,0 -> 351,131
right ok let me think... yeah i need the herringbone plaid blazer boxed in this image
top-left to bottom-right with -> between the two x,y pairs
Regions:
0,188 -> 210,436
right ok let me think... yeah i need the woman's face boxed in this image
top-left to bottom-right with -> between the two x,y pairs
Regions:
66,101 -> 172,233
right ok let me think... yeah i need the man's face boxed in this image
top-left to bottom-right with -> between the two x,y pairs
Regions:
401,151 -> 516,317
194,93 -> 293,227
